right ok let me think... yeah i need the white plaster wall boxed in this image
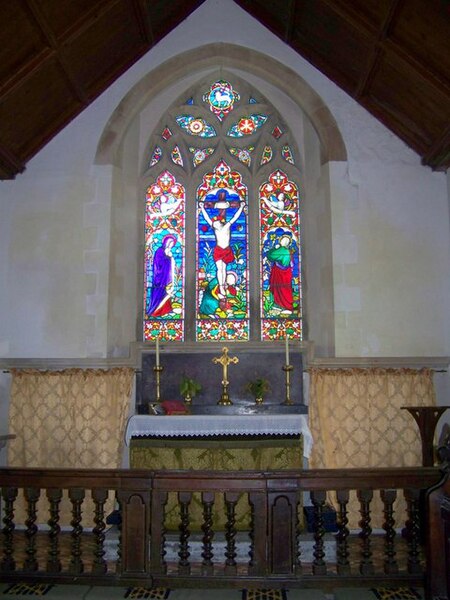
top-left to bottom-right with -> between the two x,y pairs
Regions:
0,0 -> 448,360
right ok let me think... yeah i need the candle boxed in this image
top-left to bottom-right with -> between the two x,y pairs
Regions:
285,336 -> 289,365
155,337 -> 160,367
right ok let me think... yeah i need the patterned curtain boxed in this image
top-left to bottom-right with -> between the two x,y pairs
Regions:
308,367 -> 436,527
8,367 -> 134,525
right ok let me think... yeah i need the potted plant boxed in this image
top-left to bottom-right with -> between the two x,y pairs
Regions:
245,377 -> 271,404
179,375 -> 202,405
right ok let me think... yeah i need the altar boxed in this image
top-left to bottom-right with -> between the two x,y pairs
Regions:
128,344 -> 309,528
125,414 -> 311,530
125,413 -> 312,457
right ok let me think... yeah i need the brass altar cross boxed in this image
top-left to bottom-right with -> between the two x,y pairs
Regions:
212,346 -> 239,406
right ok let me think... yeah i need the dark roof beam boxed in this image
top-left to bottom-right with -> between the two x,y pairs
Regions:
0,144 -> 26,180
354,0 -> 404,99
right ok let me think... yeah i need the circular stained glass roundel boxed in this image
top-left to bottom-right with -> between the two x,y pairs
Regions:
189,119 -> 205,135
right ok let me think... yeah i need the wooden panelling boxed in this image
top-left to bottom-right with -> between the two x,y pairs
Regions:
389,0 -> 450,88
0,2 -> 47,90
368,52 -> 450,152
1,0 -> 450,179
291,0 -> 373,93
0,58 -> 79,156
60,0 -> 145,98
32,0 -> 113,41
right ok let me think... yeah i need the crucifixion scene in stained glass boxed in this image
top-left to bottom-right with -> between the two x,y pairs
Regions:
196,161 -> 249,341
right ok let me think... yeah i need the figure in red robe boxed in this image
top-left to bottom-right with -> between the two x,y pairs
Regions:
267,234 -> 293,311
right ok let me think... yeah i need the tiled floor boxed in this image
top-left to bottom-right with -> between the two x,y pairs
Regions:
0,583 -> 427,599
0,584 -> 331,599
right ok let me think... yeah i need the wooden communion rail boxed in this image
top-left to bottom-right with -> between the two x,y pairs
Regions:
0,466 -> 449,598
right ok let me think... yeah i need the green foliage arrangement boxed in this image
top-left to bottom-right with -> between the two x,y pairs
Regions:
245,377 -> 271,400
179,375 -> 202,400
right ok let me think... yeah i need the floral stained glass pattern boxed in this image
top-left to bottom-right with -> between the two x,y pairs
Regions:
228,146 -> 254,166
282,145 -> 295,164
171,145 -> 183,166
259,170 -> 301,341
203,80 -> 240,121
143,171 -> 185,341
189,147 -> 215,167
260,145 -> 273,165
227,114 -> 268,137
149,146 -> 162,167
196,161 -> 249,341
176,115 -> 216,138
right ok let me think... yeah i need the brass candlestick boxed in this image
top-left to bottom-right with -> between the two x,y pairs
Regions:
212,346 -> 239,406
153,365 -> 164,404
282,364 -> 294,405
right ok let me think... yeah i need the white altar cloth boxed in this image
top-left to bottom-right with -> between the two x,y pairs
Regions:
125,414 -> 313,458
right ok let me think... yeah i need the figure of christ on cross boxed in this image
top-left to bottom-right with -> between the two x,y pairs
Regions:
199,194 -> 245,297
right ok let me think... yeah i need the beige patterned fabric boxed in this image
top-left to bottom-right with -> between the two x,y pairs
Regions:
308,368 -> 435,528
8,367 -> 134,525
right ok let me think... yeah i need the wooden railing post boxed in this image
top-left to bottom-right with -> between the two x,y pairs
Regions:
248,490 -> 267,576
268,477 -> 298,575
426,437 -> 450,600
117,488 -> 151,578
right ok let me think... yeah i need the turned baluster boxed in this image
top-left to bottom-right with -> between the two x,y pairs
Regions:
69,488 -> 85,574
46,488 -> 62,573
358,489 -> 374,575
201,491 -> 214,574
248,495 -> 255,567
224,492 -> 238,575
381,489 -> 398,574
92,488 -> 108,574
404,488 -> 422,574
336,489 -> 350,575
24,487 -> 40,571
115,493 -> 122,573
311,490 -> 327,575
1,487 -> 18,572
178,491 -> 191,575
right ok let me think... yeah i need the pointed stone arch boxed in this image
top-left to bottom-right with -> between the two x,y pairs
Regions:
95,43 -> 346,167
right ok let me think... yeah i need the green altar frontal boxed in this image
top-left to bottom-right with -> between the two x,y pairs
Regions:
130,435 -> 303,530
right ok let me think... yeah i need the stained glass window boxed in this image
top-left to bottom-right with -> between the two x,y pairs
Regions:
143,75 -> 302,343
260,145 -> 273,165
176,115 -> 216,138
143,170 -> 185,341
282,145 -> 295,164
227,114 -> 267,137
228,146 -> 254,166
271,125 -> 283,139
149,146 -> 162,167
260,170 -> 301,340
189,146 -> 215,167
161,127 -> 172,141
171,145 -> 183,167
203,80 -> 240,121
196,161 -> 249,341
